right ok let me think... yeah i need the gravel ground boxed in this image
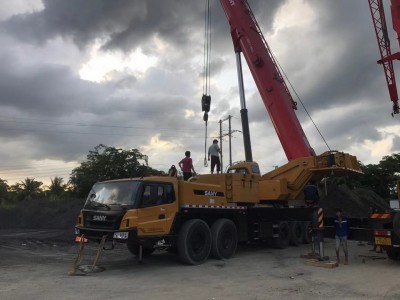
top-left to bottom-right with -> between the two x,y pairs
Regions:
0,229 -> 399,300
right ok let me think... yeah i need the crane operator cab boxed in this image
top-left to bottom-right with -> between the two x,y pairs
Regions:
227,161 -> 261,175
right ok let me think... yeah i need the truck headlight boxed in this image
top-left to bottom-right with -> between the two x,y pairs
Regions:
113,232 -> 129,239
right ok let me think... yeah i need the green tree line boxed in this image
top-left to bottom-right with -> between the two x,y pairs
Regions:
0,144 -> 161,204
1,145 -> 399,204
357,153 -> 400,199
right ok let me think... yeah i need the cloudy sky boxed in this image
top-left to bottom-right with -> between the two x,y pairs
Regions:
1,0 -> 400,186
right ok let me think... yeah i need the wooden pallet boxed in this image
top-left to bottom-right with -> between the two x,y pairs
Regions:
305,259 -> 338,268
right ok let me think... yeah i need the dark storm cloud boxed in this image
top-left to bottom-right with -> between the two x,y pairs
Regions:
0,55 -> 109,118
1,0 -> 398,185
0,44 -> 202,164
3,0 -> 284,52
237,0 -> 399,157
2,0 -> 147,48
288,0 -> 387,112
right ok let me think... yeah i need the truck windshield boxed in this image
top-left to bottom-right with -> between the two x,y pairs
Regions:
84,181 -> 140,208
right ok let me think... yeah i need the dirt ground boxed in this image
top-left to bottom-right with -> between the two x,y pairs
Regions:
0,229 -> 399,300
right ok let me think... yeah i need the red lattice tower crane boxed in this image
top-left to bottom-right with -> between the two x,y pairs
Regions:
368,0 -> 400,115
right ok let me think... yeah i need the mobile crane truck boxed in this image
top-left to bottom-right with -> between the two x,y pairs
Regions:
74,0 -> 362,265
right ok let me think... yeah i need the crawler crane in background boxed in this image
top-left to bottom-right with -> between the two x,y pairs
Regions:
367,0 -> 400,259
368,0 -> 400,115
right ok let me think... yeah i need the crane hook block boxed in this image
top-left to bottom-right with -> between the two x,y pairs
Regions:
203,112 -> 209,122
201,94 -> 211,112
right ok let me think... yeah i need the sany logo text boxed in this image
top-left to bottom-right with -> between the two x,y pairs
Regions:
205,191 -> 218,197
93,215 -> 107,221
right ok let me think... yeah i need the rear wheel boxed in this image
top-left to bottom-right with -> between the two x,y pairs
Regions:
386,247 -> 400,260
273,221 -> 291,249
211,219 -> 238,259
178,219 -> 212,265
127,244 -> 155,258
289,221 -> 304,246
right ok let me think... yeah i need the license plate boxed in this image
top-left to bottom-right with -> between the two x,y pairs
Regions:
374,237 -> 392,246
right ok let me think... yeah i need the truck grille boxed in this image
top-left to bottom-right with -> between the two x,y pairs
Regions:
83,212 -> 123,230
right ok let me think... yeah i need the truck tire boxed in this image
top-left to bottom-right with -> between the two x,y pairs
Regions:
393,212 -> 400,238
273,221 -> 291,249
302,221 -> 312,244
211,219 -> 238,259
386,248 -> 400,260
127,244 -> 155,258
289,221 -> 304,246
178,219 -> 212,265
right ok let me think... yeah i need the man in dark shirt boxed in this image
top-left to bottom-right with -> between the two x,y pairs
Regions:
304,180 -> 319,206
334,208 -> 349,265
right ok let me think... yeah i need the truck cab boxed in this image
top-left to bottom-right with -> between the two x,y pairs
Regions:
75,177 -> 179,250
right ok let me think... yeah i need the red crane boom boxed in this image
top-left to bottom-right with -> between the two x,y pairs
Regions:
368,0 -> 400,115
219,0 -> 315,160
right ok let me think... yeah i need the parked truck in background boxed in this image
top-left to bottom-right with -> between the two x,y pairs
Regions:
370,180 -> 400,260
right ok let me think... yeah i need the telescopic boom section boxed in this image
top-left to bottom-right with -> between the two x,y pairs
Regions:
220,0 -> 315,160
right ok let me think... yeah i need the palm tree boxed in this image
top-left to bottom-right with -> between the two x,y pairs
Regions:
49,176 -> 66,197
12,178 -> 43,200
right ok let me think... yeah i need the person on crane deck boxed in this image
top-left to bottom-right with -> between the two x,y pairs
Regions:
208,139 -> 221,174
179,151 -> 196,181
304,180 -> 319,207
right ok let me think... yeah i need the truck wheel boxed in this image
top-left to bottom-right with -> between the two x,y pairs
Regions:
178,219 -> 212,265
302,221 -> 312,244
211,219 -> 238,259
127,244 -> 155,258
393,212 -> 400,238
273,221 -> 291,249
289,221 -> 304,246
386,248 -> 400,260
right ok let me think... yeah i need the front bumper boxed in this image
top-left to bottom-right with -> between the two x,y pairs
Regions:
75,226 -> 138,243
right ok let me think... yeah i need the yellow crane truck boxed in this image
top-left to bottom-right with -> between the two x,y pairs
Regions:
75,153 -> 360,265
75,0 -> 362,265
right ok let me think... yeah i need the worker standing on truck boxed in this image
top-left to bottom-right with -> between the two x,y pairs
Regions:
304,180 -> 319,206
334,208 -> 349,265
179,151 -> 196,181
208,139 -> 222,174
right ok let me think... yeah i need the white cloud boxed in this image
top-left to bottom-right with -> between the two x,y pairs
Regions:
0,0 -> 43,21
79,41 -> 158,82
272,0 -> 316,35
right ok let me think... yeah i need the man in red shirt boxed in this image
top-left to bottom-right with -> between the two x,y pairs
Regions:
179,151 -> 196,181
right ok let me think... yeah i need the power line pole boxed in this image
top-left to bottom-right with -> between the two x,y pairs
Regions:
228,115 -> 232,166
219,119 -> 223,171
219,115 -> 240,170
